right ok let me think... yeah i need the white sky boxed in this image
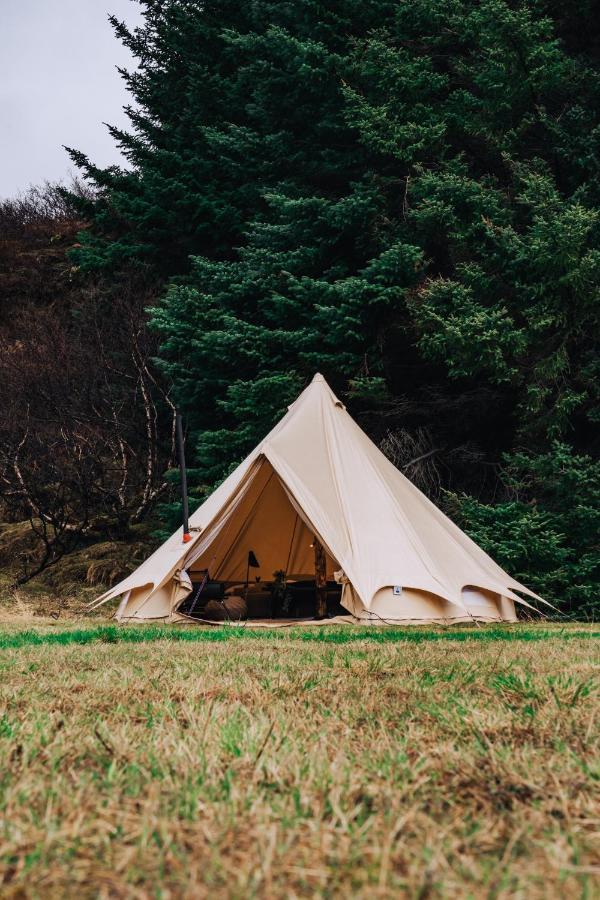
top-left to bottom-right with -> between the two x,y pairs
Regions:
0,0 -> 143,199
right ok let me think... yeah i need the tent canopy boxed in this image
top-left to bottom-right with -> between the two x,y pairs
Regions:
93,374 -> 546,624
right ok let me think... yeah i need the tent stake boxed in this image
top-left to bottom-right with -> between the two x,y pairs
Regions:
176,411 -> 191,542
314,537 -> 327,620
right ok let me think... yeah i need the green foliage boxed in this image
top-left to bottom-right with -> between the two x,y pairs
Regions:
73,0 -> 600,612
409,171 -> 600,441
447,444 -> 600,615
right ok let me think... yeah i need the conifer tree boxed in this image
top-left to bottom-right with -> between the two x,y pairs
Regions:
74,0 -> 600,611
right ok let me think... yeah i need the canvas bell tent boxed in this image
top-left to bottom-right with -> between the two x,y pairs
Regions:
91,374 -> 545,625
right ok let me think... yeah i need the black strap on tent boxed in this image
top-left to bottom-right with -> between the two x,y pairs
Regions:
188,569 -> 210,617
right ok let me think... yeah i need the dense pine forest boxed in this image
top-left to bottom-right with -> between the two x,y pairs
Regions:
1,0 -> 598,613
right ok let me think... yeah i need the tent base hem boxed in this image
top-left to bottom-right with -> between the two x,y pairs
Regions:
114,613 -> 518,628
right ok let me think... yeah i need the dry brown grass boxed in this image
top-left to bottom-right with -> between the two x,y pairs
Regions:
0,624 -> 598,898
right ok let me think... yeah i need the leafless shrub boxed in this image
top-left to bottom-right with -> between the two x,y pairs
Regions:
380,427 -> 443,498
0,178 -> 93,235
0,282 -> 176,583
0,181 -> 175,583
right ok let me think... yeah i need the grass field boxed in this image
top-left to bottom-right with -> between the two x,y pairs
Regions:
0,619 -> 598,897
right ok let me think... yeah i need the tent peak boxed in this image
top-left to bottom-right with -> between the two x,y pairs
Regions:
306,372 -> 345,408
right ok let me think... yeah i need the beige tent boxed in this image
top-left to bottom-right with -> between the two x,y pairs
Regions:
92,374 -> 545,625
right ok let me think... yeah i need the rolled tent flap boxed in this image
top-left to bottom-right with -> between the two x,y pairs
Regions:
92,373 -> 550,623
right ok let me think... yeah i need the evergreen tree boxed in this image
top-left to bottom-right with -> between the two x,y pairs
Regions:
75,0 -> 600,612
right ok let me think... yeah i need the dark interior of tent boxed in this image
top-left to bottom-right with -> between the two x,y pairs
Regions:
177,575 -> 345,622
177,459 -> 346,622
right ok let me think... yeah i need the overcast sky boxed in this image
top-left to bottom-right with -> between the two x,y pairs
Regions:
0,0 -> 143,199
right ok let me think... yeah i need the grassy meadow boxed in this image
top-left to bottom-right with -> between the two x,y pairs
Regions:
0,618 -> 598,897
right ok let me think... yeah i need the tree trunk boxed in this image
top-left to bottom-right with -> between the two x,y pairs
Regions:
314,537 -> 327,620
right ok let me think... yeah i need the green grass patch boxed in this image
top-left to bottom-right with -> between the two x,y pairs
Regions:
0,623 -> 597,651
0,620 -> 596,894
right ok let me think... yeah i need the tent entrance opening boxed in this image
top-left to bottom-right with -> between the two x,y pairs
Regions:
177,459 -> 344,621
